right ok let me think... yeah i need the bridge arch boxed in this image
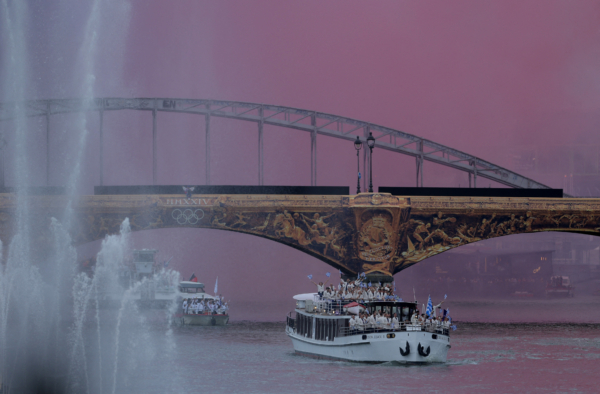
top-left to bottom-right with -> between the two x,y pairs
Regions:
50,193 -> 600,278
0,98 -> 556,192
0,192 -> 598,279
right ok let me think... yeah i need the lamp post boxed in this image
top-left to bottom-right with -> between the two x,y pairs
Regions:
354,136 -> 362,194
367,131 -> 375,193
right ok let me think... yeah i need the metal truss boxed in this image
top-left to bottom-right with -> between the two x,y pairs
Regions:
0,98 -> 554,191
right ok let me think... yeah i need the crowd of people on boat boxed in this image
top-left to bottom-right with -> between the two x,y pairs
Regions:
310,277 -> 401,302
182,297 -> 229,315
348,309 -> 451,333
308,275 -> 453,333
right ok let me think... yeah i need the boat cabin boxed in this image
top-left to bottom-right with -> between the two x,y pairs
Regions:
179,281 -> 206,294
366,301 -> 420,322
290,299 -> 429,342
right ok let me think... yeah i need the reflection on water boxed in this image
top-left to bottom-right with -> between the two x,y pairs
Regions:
129,321 -> 600,394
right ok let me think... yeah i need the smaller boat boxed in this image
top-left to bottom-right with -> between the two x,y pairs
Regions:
177,281 -> 229,326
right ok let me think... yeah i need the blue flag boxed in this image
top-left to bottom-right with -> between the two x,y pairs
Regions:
307,274 -> 313,280
444,294 -> 447,299
326,272 -> 331,278
368,282 -> 372,287
338,269 -> 342,275
426,295 -> 433,317
451,325 -> 457,331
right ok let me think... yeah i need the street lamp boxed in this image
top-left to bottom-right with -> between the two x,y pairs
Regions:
354,136 -> 362,194
367,131 -> 375,192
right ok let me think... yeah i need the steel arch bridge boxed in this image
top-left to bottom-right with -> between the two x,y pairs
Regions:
0,98 -> 553,191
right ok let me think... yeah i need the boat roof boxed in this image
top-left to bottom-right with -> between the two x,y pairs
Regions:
179,281 -> 205,288
293,293 -> 317,301
182,293 -> 217,300
365,300 -> 418,307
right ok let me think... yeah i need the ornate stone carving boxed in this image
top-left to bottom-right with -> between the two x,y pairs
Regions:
1,193 -> 600,278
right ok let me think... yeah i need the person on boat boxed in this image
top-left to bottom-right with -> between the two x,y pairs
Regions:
347,288 -> 355,300
339,278 -> 348,292
198,300 -> 205,314
182,298 -> 189,314
410,310 -> 419,324
376,313 -> 387,330
366,313 -> 376,331
330,287 -> 338,300
385,313 -> 392,329
310,278 -> 330,299
442,317 -> 450,330
431,299 -> 445,318
391,313 -> 399,330
349,314 -> 358,333
355,313 -> 365,332
436,316 -> 443,329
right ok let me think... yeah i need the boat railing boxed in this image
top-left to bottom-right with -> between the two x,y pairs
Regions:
336,323 -> 449,337
286,315 -> 295,330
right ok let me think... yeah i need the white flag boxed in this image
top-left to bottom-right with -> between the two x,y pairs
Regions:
214,277 -> 218,295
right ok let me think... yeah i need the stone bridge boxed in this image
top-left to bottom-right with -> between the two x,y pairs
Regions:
2,192 -> 600,279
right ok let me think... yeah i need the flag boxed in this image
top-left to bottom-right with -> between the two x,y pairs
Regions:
444,294 -> 447,299
451,325 -> 457,331
189,273 -> 198,282
426,295 -> 433,317
368,282 -> 372,287
307,274 -> 313,280
214,277 -> 218,294
326,272 -> 331,278
338,269 -> 342,275
361,272 -> 366,277
443,309 -> 447,318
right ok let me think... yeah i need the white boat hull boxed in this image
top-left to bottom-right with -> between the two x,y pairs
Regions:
287,327 -> 449,363
180,314 -> 229,326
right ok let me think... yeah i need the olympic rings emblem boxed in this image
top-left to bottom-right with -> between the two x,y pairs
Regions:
171,209 -> 205,225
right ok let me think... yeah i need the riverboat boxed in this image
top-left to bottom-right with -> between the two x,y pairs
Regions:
286,295 -> 450,363
177,281 -> 229,326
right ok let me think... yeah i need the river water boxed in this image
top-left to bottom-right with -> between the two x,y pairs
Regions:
128,320 -> 599,394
